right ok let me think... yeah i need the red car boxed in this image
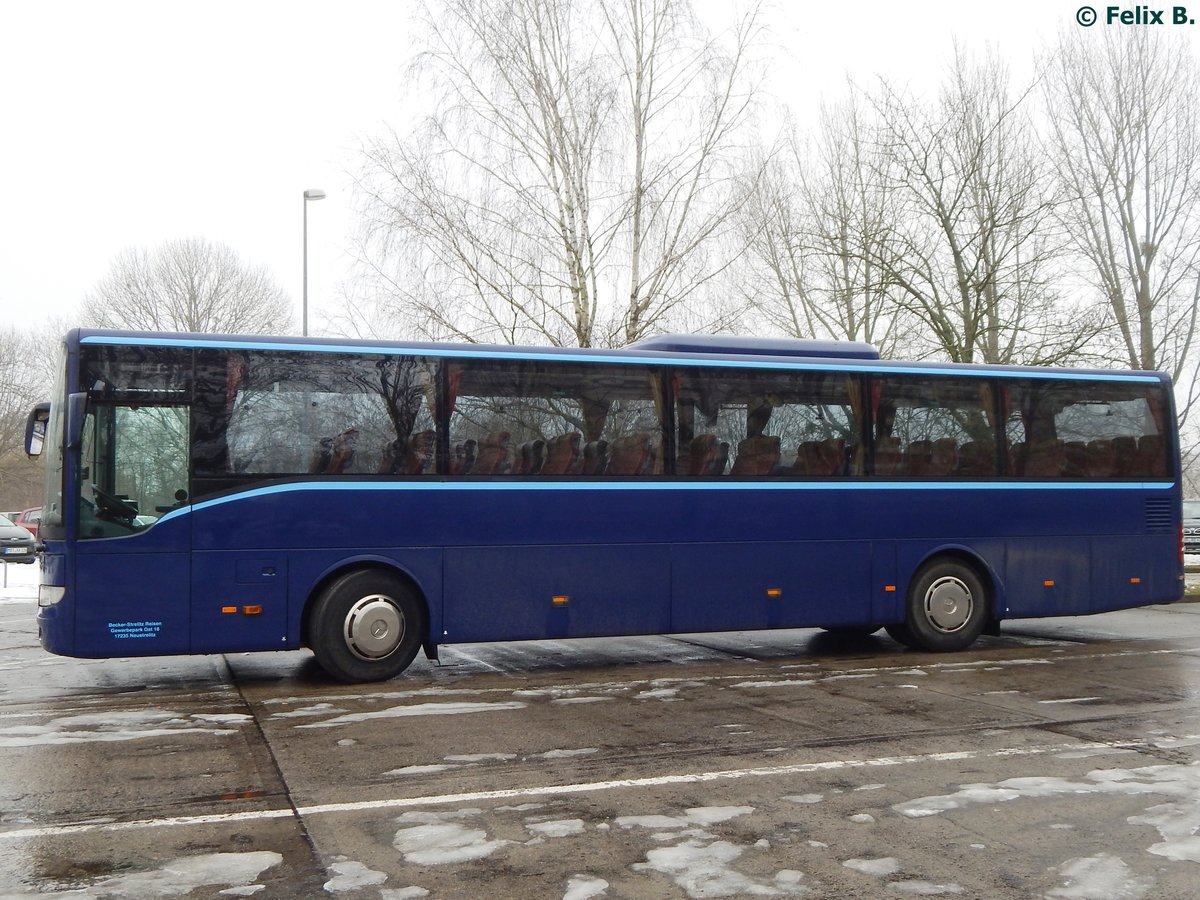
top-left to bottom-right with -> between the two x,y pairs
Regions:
12,508 -> 40,539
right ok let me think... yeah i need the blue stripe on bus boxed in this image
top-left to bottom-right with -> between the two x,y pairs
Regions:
78,334 -> 1163,383
162,479 -> 1176,523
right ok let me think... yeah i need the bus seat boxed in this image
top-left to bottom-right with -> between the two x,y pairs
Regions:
404,430 -> 435,475
451,439 -> 478,475
308,436 -> 333,474
955,441 -> 995,475
474,431 -> 513,475
607,433 -> 652,475
326,428 -> 359,474
929,438 -> 957,476
1086,439 -> 1117,478
542,432 -> 581,475
686,433 -> 719,475
709,441 -> 730,475
378,438 -> 401,474
730,435 -> 781,476
1111,435 -> 1137,475
792,440 -> 821,475
817,438 -> 847,475
581,440 -> 609,475
1024,439 -> 1064,476
523,439 -> 547,475
1062,441 -> 1087,477
874,436 -> 902,475
901,440 -> 932,475
1135,434 -> 1165,476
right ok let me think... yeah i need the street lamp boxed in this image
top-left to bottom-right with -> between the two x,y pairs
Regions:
302,188 -> 326,336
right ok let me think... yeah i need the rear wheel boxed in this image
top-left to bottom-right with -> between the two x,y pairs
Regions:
308,569 -> 426,683
899,558 -> 989,652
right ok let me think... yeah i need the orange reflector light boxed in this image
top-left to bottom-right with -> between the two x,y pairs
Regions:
1044,580 -> 1056,587
242,605 -> 263,615
766,588 -> 783,598
1130,577 -> 1141,584
884,585 -> 896,593
552,595 -> 569,606
221,606 -> 237,614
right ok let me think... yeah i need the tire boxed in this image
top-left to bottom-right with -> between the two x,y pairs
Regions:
308,569 -> 426,683
900,558 -> 989,652
883,622 -> 917,648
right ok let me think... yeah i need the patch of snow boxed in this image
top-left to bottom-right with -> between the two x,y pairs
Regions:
383,764 -> 457,776
633,839 -> 805,897
617,807 -> 754,830
444,753 -> 517,763
783,794 -> 824,805
849,814 -> 876,824
271,704 -> 348,719
392,821 -> 508,865
323,858 -> 387,892
75,851 -> 281,898
889,881 -> 965,895
0,709 -> 239,748
1045,854 -> 1153,899
895,761 -> 1200,868
564,875 -> 609,899
380,888 -> 430,900
844,857 -> 900,876
538,748 -> 599,759
296,701 -> 526,728
526,818 -> 586,838
730,679 -> 816,689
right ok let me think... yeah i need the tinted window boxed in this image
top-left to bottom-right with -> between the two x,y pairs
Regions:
872,376 -> 998,476
1003,380 -> 1169,478
194,350 -> 436,477
675,368 -> 860,476
447,360 -> 664,476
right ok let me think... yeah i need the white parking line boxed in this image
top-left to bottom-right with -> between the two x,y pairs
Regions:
0,736 -> 1188,842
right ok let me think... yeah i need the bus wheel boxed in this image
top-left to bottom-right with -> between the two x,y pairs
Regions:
901,559 -> 988,652
309,569 -> 426,683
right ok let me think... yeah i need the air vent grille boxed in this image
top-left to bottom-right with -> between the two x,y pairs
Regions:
1145,498 -> 1172,532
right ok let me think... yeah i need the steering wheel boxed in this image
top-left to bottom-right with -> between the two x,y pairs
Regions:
91,485 -> 139,521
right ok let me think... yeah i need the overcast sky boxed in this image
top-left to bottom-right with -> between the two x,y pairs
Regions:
1,0 -> 1170,337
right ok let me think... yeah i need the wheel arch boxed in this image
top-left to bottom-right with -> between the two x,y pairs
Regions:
300,555 -> 433,656
906,544 -> 1005,619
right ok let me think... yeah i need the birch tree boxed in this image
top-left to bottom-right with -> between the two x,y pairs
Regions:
357,0 -> 762,347
1042,28 -> 1200,418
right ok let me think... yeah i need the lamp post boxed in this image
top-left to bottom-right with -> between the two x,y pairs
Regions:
302,188 -> 326,336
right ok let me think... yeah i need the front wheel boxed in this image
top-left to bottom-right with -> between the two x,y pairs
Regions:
308,569 -> 426,683
898,559 -> 989,652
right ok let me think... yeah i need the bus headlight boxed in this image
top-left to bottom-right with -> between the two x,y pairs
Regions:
38,585 -> 65,608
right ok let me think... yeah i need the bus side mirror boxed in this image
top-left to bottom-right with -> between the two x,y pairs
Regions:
25,403 -> 49,458
66,393 -> 87,451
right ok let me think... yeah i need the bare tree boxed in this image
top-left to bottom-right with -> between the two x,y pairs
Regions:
356,0 -> 762,348
869,49 -> 1093,365
0,327 -> 46,510
1042,29 -> 1200,416
82,238 -> 292,335
739,97 -> 913,356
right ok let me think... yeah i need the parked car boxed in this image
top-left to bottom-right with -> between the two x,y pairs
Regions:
12,507 -> 40,539
0,514 -> 36,563
1185,500 -> 1200,555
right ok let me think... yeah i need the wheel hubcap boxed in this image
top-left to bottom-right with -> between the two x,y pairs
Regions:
344,595 -> 405,660
923,576 -> 973,633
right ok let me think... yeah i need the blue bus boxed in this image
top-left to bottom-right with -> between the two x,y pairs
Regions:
25,329 -> 1182,682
